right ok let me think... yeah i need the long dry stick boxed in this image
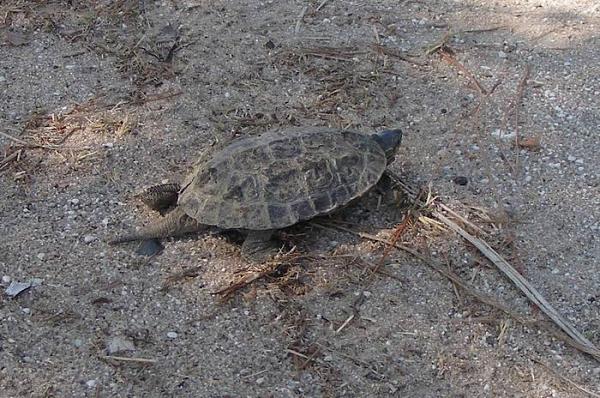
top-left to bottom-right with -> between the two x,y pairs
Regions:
324,221 -> 600,361
371,44 -> 427,66
99,355 -> 157,364
512,65 -> 531,174
434,211 -> 596,351
316,0 -> 330,11
439,48 -> 488,95
382,171 -> 600,361
532,359 -> 600,398
295,5 -> 309,35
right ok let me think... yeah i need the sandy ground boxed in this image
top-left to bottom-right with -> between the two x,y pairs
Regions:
1,0 -> 599,397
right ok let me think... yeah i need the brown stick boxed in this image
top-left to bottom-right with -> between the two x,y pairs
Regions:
512,65 -> 531,173
439,48 -> 488,95
324,222 -> 600,361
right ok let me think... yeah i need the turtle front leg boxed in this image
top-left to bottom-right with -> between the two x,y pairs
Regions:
137,183 -> 181,211
241,230 -> 281,262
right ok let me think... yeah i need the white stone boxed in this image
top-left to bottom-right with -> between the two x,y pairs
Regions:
167,332 -> 178,339
106,336 -> 135,354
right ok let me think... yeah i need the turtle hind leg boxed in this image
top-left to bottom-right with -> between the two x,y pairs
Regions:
241,230 -> 281,262
137,183 -> 181,211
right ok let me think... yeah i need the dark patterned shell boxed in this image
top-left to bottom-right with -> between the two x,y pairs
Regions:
178,127 -> 387,230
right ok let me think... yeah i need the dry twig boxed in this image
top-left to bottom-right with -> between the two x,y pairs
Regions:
213,249 -> 298,301
435,211 -> 597,352
99,355 -> 157,364
371,44 -> 427,66
295,6 -> 309,35
438,47 -> 488,95
380,171 -> 600,361
532,359 -> 600,398
324,221 -> 600,361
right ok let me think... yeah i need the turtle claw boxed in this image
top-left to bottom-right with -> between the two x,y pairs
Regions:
136,239 -> 164,257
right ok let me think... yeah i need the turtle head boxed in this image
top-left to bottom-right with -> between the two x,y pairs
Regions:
372,129 -> 403,163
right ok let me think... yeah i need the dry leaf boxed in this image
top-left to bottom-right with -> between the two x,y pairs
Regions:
517,136 -> 541,151
6,30 -> 30,46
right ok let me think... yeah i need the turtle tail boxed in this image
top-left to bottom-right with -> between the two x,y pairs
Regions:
109,207 -> 205,244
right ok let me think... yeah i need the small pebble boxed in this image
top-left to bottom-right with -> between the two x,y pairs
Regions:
37,253 -> 45,260
106,336 -> 135,354
83,235 -> 96,243
86,380 -> 97,388
2,275 -> 11,284
136,239 -> 163,256
73,339 -> 83,348
264,39 -> 275,49
22,308 -> 31,314
167,332 -> 178,339
256,377 -> 265,385
453,176 -> 468,186
70,198 -> 79,205
5,281 -> 33,297
567,155 -> 576,162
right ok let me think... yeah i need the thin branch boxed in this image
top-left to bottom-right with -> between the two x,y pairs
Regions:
99,355 -> 157,364
434,211 -> 596,351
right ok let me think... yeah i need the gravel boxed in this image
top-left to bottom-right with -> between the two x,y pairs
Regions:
1,0 -> 598,397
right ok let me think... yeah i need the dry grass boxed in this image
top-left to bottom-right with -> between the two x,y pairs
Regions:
1,0 -> 181,87
274,44 -> 401,127
1,98 -> 136,176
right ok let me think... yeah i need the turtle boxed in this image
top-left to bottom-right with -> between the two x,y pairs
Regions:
110,127 -> 403,261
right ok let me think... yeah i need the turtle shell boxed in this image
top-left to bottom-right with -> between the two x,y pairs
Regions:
178,127 -> 387,230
